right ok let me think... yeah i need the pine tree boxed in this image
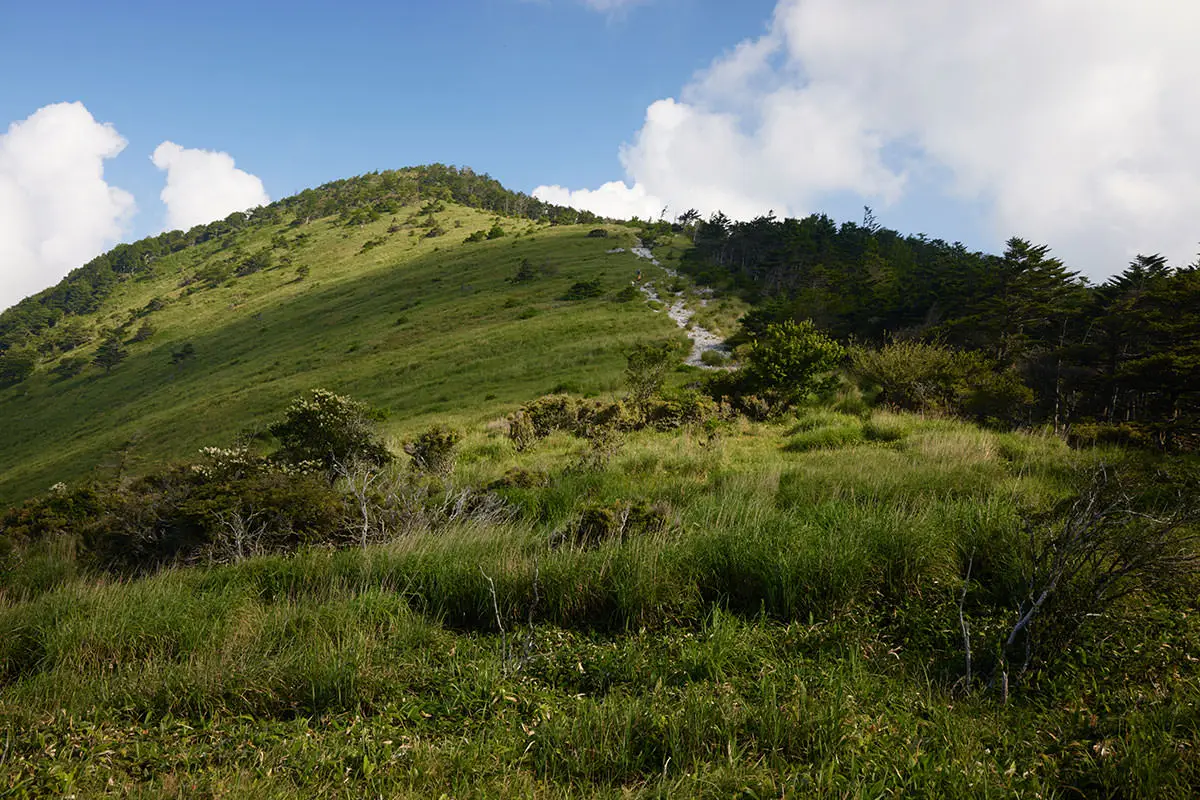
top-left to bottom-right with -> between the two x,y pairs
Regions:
93,335 -> 127,373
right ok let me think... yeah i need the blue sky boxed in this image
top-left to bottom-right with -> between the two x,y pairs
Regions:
4,0 -> 1200,309
2,0 -> 772,236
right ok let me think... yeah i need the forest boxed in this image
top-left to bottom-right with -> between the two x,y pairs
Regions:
666,210 -> 1200,447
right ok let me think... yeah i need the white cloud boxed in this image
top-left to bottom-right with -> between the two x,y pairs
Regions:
0,102 -> 135,311
539,0 -> 1200,279
533,180 -> 665,221
151,141 -> 269,232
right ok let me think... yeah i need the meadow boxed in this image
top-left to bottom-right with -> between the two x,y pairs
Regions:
1,191 -> 1196,797
0,203 -> 727,505
2,406 -> 1197,797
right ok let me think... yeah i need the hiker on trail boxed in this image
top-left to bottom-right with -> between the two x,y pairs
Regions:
636,269 -> 643,282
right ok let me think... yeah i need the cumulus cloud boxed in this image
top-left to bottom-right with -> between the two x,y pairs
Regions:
534,180 -> 665,221
0,102 -> 135,310
537,0 -> 1200,279
151,141 -> 269,232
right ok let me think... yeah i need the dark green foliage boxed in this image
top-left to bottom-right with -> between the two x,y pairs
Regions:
51,356 -> 87,381
562,279 -> 604,300
743,320 -> 845,406
613,285 -> 638,302
170,342 -> 196,365
0,347 -> 37,388
92,335 -> 127,373
464,229 -> 487,243
193,261 -> 234,289
556,500 -> 670,549
586,229 -> 609,238
623,341 -> 678,407
507,394 -> 635,452
851,340 -> 1033,426
687,211 -> 1200,446
139,296 -> 168,316
402,425 -> 461,475
641,388 -> 718,431
0,461 -> 344,575
129,322 -> 156,343
486,223 -> 505,240
44,320 -> 92,352
269,389 -> 392,471
508,258 -> 537,284
236,249 -> 273,277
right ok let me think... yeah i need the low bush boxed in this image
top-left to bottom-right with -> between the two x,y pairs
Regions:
614,285 -> 639,302
269,388 -> 392,471
851,340 -> 1033,427
403,425 -> 461,475
562,279 -> 604,301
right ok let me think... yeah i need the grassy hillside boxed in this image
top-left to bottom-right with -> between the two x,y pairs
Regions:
1,171 -> 1196,797
0,199 -> 731,504
2,409 -> 1197,796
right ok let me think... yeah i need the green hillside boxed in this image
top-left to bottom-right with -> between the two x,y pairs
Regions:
0,168 -> 1197,797
0,174 -> 715,504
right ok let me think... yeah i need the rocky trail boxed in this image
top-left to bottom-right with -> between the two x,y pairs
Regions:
622,241 -> 730,368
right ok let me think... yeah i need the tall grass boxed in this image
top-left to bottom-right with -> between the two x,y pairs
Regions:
2,411 -> 1195,797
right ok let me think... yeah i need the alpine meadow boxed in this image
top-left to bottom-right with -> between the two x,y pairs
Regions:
1,165 -> 1197,799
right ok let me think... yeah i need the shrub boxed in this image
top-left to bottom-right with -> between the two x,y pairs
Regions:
506,395 -> 635,451
269,389 -> 392,472
92,336 -> 127,373
553,500 -> 670,549
699,348 -> 729,367
171,343 -> 196,365
487,467 -> 551,490
614,285 -> 639,302
744,320 -> 845,406
642,389 -> 717,431
51,356 -> 88,381
130,322 -> 155,343
403,425 -> 461,475
486,224 -> 505,240
586,229 -> 609,238
509,258 -> 537,284
850,341 -> 1033,426
237,249 -> 273,276
464,230 -> 487,243
562,279 -> 605,300
0,347 -> 38,388
624,341 -> 678,407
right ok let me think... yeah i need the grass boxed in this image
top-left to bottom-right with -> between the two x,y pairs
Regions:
1,191 -> 1196,796
3,409 -> 1195,797
0,203 -> 692,505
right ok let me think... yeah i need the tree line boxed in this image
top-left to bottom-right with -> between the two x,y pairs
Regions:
676,210 -> 1199,447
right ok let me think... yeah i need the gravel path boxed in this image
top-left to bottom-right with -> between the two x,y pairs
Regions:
628,242 -> 729,368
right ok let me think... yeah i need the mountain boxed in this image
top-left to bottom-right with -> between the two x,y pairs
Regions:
2,168 -> 1197,798
0,166 -> 707,504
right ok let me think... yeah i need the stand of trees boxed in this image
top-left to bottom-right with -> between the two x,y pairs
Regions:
682,212 -> 1200,447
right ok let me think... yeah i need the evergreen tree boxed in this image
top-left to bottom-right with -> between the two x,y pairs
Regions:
93,335 -> 127,373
